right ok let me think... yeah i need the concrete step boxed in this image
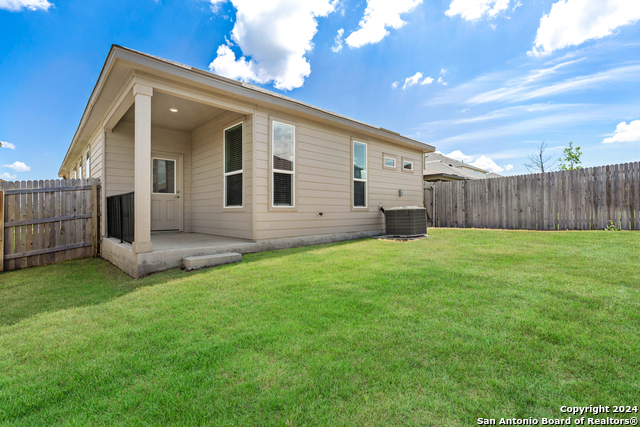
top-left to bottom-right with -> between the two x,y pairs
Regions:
182,252 -> 242,271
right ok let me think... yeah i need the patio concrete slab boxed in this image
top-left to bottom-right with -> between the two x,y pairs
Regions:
102,229 -> 382,278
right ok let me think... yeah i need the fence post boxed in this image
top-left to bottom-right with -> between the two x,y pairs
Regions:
0,190 -> 4,272
91,184 -> 98,257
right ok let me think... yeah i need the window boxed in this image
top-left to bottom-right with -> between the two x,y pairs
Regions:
224,123 -> 243,207
474,171 -> 478,175
86,151 -> 91,178
403,160 -> 414,171
78,161 -> 83,179
152,158 -> 176,194
272,121 -> 295,207
384,156 -> 396,168
353,141 -> 367,208
73,168 -> 77,179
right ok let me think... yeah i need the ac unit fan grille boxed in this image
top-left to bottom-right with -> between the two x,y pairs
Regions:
385,207 -> 427,236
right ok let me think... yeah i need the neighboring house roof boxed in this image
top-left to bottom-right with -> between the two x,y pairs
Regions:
423,152 -> 499,181
59,45 -> 435,176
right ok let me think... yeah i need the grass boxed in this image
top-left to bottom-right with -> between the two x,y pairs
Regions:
0,229 -> 639,426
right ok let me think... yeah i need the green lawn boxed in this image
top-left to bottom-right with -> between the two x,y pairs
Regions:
0,229 -> 639,426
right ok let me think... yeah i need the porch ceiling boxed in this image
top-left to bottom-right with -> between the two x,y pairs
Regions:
120,91 -> 229,132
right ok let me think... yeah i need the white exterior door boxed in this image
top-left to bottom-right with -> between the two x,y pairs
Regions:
151,154 -> 181,231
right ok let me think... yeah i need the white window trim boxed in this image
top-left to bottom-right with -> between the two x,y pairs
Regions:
223,121 -> 244,208
78,162 -> 83,179
271,120 -> 296,208
86,150 -> 91,178
353,141 -> 368,208
73,167 -> 77,179
384,156 -> 396,168
151,156 -> 177,195
402,159 -> 414,172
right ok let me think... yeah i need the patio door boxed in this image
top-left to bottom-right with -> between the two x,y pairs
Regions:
151,154 -> 182,231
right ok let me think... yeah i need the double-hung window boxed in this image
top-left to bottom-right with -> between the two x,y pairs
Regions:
272,121 -> 295,207
224,123 -> 243,207
86,151 -> 91,178
353,141 -> 367,208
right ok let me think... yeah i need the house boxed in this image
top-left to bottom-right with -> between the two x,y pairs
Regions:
423,152 -> 500,182
58,46 -> 435,278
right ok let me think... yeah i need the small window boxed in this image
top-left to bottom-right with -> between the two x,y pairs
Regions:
272,121 -> 295,207
353,141 -> 367,208
483,173 -> 487,177
403,160 -> 414,171
474,171 -> 478,175
86,151 -> 91,178
384,157 -> 396,168
152,158 -> 176,194
78,162 -> 83,179
73,168 -> 77,179
224,123 -> 243,207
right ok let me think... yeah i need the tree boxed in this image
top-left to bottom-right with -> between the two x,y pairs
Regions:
559,141 -> 583,170
524,141 -> 557,173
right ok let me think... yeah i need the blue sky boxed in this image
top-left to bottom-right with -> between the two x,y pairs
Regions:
1,0 -> 639,180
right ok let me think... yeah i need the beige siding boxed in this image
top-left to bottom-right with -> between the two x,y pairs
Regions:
105,122 -> 192,231
190,112 -> 253,240
253,109 -> 424,240
88,131 -> 103,180
105,122 -> 134,197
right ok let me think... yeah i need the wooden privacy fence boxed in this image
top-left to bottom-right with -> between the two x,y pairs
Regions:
1,179 -> 101,272
429,162 -> 640,231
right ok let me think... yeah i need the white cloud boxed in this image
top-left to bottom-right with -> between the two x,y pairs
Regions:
423,104 -> 637,146
440,68 -> 447,74
0,172 -> 17,180
512,0 -> 521,11
459,61 -> 640,106
490,23 -> 497,30
421,76 -> 434,85
210,0 -> 226,12
603,120 -> 640,143
345,0 -> 422,48
471,155 -> 505,173
0,141 -> 16,149
529,0 -> 640,56
332,28 -> 344,52
443,150 -> 509,173
446,150 -> 474,162
3,161 -> 31,172
402,72 -> 423,89
445,0 -> 510,21
437,77 -> 448,85
0,0 -> 52,12
208,0 -> 337,90
391,81 -> 399,89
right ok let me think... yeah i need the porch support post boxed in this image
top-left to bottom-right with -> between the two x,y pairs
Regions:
132,83 -> 153,254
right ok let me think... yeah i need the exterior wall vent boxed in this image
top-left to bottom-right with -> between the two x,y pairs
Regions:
382,206 -> 427,236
